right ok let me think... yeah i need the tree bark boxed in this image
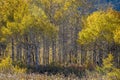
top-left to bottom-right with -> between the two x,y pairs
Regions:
11,38 -> 15,62
52,39 -> 56,62
35,43 -> 40,69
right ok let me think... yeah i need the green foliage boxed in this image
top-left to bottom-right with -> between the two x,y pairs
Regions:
96,54 -> 120,80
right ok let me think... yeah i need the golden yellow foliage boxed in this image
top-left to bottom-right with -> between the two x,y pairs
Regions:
63,1 -> 71,10
96,54 -> 120,80
78,9 -> 120,44
0,57 -> 26,74
54,10 -> 63,20
0,57 -> 13,73
114,27 -> 120,44
13,65 -> 26,74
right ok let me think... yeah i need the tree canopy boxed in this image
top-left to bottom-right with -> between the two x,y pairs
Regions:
78,9 -> 120,44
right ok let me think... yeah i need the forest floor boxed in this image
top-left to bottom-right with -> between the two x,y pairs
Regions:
0,73 -> 107,80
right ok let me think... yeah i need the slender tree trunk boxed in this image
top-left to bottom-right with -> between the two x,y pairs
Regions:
58,26 -> 62,64
81,46 -> 86,65
23,44 -> 27,65
19,44 -> 22,61
46,38 -> 50,64
43,36 -> 46,65
11,38 -> 15,62
52,39 -> 56,62
93,43 -> 97,65
30,45 -> 35,65
0,47 -> 1,56
27,44 -> 31,67
35,43 -> 40,69
16,44 -> 20,60
62,31 -> 66,64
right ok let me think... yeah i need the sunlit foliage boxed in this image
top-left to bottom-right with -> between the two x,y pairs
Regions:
96,54 -> 120,80
0,57 -> 26,74
78,9 -> 120,44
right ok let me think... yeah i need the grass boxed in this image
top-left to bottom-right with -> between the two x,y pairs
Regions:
0,72 -> 108,80
0,56 -> 117,80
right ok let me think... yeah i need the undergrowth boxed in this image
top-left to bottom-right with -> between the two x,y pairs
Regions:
0,56 -> 26,74
96,54 -> 120,80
